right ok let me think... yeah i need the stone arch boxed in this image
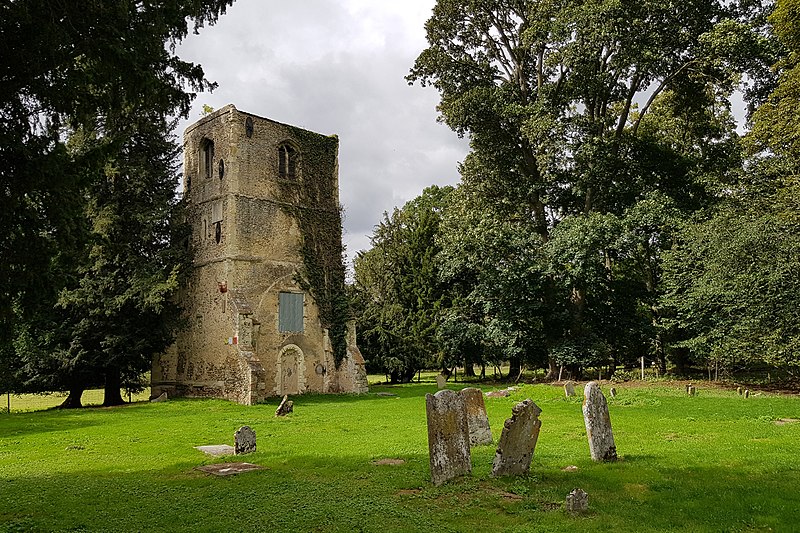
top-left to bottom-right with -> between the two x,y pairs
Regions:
275,343 -> 306,396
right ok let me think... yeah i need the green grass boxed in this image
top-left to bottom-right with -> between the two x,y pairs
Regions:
1,382 -> 799,532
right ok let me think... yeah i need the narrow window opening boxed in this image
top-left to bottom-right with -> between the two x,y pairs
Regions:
278,144 -> 298,179
214,222 -> 221,244
200,139 -> 214,178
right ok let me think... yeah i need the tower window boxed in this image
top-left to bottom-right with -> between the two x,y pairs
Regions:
200,138 -> 214,178
278,292 -> 304,332
278,144 -> 298,180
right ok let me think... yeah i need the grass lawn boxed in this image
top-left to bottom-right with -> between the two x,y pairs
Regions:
1,381 -> 799,532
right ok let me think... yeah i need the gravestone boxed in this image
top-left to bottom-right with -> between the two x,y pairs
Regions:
460,388 -> 493,446
485,390 -> 510,398
491,399 -> 542,477
234,426 -> 256,455
566,488 -> 589,513
688,385 -> 696,396
150,392 -> 168,403
436,374 -> 447,390
582,381 -> 617,462
745,389 -> 750,399
425,389 -> 472,485
275,394 -> 293,416
564,381 -> 575,397
685,383 -> 692,394
609,387 -> 617,398
737,387 -> 743,395
195,444 -> 235,456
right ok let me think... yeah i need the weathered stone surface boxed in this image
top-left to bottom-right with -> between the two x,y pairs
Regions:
745,389 -> 750,398
491,399 -> 542,477
566,488 -> 589,512
195,444 -> 235,457
485,389 -> 510,398
688,385 -> 696,396
582,381 -> 617,462
436,374 -> 447,390
564,381 -> 575,397
195,462 -> 263,476
425,389 -> 472,486
371,458 -> 405,466
234,426 -> 256,455
460,387 -> 493,446
150,392 -> 168,403
376,392 -> 398,397
609,387 -> 617,398
275,394 -> 294,416
737,386 -> 743,395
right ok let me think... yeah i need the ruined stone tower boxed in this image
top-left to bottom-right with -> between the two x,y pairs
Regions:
151,105 -> 368,404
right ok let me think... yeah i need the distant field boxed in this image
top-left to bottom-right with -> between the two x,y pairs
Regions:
3,389 -> 152,412
1,381 -> 798,532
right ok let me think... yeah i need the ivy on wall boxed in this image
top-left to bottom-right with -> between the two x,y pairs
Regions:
276,128 -> 350,368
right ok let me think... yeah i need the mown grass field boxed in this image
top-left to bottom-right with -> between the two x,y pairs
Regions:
1,381 -> 798,532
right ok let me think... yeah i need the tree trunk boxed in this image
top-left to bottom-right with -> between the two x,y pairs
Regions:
59,386 -> 84,409
508,357 -> 521,381
103,368 -> 125,406
545,358 -> 559,380
464,359 -> 476,377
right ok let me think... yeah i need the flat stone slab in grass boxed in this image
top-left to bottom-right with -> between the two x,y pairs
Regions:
775,418 -> 800,425
195,444 -> 235,456
371,458 -> 406,466
485,390 -> 511,398
376,392 -> 398,397
195,462 -> 263,476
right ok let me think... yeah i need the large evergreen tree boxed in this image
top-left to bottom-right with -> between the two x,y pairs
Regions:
1,1 -> 233,405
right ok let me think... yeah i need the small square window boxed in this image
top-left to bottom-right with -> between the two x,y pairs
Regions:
279,292 -> 304,332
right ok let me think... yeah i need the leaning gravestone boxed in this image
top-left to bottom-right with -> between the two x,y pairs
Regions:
425,389 -> 471,485
275,395 -> 293,416
150,392 -> 168,403
491,399 -> 542,477
564,381 -> 575,397
460,388 -> 493,446
582,381 -> 617,462
436,374 -> 447,390
566,488 -> 589,513
609,387 -> 617,398
234,426 -> 256,455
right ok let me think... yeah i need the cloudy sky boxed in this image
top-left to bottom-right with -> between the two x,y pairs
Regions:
176,0 -> 470,261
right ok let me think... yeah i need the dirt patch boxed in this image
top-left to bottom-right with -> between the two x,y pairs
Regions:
500,492 -> 524,501
371,458 -> 406,466
195,462 -> 264,476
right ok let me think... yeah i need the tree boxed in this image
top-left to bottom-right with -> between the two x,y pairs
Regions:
352,186 -> 454,382
409,0 -> 769,376
661,0 -> 800,377
1,1 -> 233,405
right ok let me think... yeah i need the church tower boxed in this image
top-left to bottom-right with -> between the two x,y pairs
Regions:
152,105 -> 368,404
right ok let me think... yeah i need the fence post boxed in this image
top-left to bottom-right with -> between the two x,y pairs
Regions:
6,392 -> 9,414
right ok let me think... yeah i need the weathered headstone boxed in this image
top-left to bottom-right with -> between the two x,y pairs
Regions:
566,488 -> 589,513
460,388 -> 493,446
609,387 -> 617,398
425,389 -> 471,485
485,389 -> 510,398
491,399 -> 542,477
688,385 -> 696,396
436,374 -> 447,390
150,392 -> 168,403
564,381 -> 575,397
685,383 -> 692,394
737,386 -> 743,396
275,394 -> 293,416
234,426 -> 256,455
582,381 -> 617,462
745,389 -> 750,399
